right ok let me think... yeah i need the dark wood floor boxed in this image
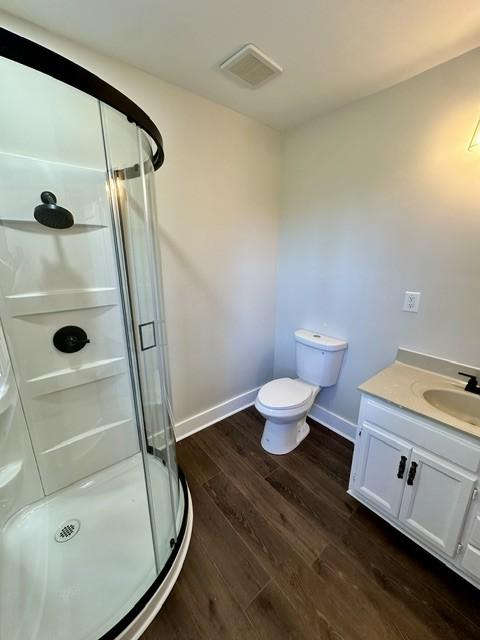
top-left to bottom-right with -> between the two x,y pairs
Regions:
142,407 -> 480,640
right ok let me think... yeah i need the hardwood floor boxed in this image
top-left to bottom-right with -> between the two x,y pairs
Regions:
142,407 -> 480,640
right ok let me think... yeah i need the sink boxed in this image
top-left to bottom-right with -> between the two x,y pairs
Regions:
423,388 -> 480,427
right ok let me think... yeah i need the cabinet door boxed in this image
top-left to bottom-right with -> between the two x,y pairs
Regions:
353,423 -> 412,517
399,449 -> 476,557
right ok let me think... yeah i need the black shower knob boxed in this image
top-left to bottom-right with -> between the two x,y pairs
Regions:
53,326 -> 90,353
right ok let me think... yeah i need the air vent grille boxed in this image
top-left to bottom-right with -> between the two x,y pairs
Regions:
220,44 -> 282,89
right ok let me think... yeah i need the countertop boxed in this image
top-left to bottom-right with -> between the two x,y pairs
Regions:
359,361 -> 480,439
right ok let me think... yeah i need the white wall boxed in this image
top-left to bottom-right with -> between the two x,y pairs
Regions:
0,11 -> 281,431
275,47 -> 480,430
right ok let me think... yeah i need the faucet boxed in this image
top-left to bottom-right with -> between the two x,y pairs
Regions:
458,372 -> 480,395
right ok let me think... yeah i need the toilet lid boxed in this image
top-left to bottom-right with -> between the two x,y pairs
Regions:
257,378 -> 314,410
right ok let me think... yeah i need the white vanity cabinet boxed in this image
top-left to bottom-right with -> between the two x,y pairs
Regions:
349,394 -> 480,586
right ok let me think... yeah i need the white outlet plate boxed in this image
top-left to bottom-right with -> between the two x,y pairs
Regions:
403,291 -> 421,313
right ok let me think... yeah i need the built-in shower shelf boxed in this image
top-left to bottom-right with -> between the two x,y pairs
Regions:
0,376 -> 11,414
0,461 -> 23,490
0,393 -> 10,417
27,357 -> 127,397
38,419 -> 139,494
42,418 -> 135,454
0,219 -> 107,234
6,288 -> 118,316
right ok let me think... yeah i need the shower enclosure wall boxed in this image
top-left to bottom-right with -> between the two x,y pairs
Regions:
0,30 -> 191,640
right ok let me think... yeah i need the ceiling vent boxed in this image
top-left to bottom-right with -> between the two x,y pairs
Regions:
220,44 -> 283,89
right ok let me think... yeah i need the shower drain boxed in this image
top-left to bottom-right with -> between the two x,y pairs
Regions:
55,519 -> 81,543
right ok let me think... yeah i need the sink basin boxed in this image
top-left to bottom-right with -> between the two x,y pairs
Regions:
423,388 -> 480,427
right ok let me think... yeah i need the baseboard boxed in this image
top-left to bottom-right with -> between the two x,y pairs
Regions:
308,403 -> 357,442
174,387 -> 260,441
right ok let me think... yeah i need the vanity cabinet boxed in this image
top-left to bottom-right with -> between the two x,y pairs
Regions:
350,394 -> 480,587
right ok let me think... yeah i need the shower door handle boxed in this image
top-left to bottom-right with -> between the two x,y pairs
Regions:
138,321 -> 157,351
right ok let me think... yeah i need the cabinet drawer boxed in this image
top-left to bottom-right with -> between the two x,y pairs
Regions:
461,545 -> 480,580
360,396 -> 480,473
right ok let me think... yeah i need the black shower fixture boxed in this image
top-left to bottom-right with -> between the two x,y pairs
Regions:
34,191 -> 74,229
53,326 -> 90,353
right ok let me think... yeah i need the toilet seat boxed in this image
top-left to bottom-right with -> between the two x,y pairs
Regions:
257,377 -> 316,410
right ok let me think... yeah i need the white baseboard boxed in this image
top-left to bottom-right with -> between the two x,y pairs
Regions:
308,403 -> 357,442
174,387 -> 260,441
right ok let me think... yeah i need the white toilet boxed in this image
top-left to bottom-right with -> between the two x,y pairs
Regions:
256,329 -> 347,454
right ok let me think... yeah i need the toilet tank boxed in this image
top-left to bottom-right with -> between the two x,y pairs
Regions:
294,329 -> 347,387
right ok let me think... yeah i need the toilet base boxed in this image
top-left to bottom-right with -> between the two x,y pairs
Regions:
261,417 -> 310,455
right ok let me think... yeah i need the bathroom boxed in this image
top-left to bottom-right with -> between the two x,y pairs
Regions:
0,1 -> 479,639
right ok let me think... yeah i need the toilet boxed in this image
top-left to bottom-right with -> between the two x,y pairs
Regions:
256,329 -> 347,454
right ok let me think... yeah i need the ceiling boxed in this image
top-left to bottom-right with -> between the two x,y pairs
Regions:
2,0 -> 480,130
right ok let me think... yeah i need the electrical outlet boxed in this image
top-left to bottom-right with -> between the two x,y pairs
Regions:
403,291 -> 421,313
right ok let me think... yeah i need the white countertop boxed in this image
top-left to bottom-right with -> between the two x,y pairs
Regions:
359,361 -> 480,439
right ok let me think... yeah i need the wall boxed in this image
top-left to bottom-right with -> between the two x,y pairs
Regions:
0,354 -> 44,527
275,47 -> 480,436
0,11 -> 281,435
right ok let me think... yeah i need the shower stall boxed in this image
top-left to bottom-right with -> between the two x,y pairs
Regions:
0,29 -> 192,640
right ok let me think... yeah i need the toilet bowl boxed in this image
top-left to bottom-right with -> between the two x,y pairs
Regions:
256,329 -> 347,455
255,377 -> 318,454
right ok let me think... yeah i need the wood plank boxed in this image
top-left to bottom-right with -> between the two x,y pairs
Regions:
275,447 -> 357,519
142,587 -> 201,640
196,425 -> 328,563
218,414 -> 279,477
187,474 -> 270,610
167,532 -> 259,640
294,432 -> 352,484
340,506 -> 480,639
232,406 -> 265,439
246,579 -> 335,640
313,545 -> 440,640
307,417 -> 354,460
265,466 -> 351,544
177,437 -> 219,485
205,471 -> 377,640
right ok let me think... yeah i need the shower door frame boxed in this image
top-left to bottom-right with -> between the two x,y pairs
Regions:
0,28 -> 164,170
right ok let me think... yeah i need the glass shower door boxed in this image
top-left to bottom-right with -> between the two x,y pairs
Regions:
100,105 -> 181,568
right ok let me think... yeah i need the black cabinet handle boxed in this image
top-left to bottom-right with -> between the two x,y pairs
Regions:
397,455 -> 407,479
407,461 -> 418,486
